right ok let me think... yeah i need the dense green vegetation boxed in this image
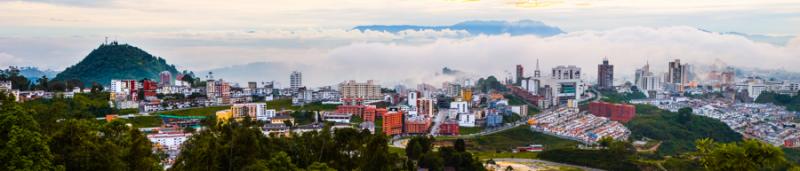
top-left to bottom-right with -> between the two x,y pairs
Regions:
695,138 -> 796,170
459,127 -> 484,135
162,106 -> 231,116
171,117 -> 485,171
117,116 -> 163,128
756,91 -> 800,111
53,43 -> 179,86
21,92 -> 116,119
599,88 -> 647,103
538,138 -> 640,171
625,105 -> 743,156
266,98 -> 338,111
475,76 -> 508,93
0,92 -> 162,170
467,125 -> 578,152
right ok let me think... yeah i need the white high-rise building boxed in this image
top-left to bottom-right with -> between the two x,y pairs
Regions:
408,91 -> 418,107
290,71 -> 302,90
635,62 -> 661,92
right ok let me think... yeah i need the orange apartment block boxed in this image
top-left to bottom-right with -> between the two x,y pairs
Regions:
382,111 -> 404,136
405,117 -> 432,134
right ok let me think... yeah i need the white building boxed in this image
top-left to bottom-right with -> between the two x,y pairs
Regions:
450,101 -> 469,114
323,113 -> 352,123
147,132 -> 191,151
408,91 -> 418,107
458,113 -> 476,127
0,80 -> 11,92
338,80 -> 382,101
290,71 -> 302,90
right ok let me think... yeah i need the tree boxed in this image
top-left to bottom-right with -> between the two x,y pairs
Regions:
677,107 -> 693,124
695,138 -> 792,171
454,139 -> 466,152
0,93 -> 58,170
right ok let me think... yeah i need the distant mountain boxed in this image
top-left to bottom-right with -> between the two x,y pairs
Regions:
200,62 -> 293,86
53,42 -> 179,86
354,20 -> 565,37
722,32 -> 795,46
18,67 -> 59,82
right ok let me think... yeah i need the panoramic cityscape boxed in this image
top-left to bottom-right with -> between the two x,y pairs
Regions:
1,0 -> 800,171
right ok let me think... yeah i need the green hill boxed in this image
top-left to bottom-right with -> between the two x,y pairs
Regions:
53,42 -> 179,86
625,104 -> 743,156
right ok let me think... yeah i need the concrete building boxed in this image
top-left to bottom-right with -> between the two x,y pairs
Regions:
231,103 -> 270,121
339,80 -> 382,101
666,59 -> 692,92
634,62 -> 661,94
597,58 -> 614,90
0,80 -> 11,92
322,112 -> 352,123
290,71 -> 302,90
450,101 -> 469,114
206,79 -> 231,105
516,64 -> 524,85
408,91 -> 419,107
416,98 -> 435,117
405,116 -> 432,134
159,71 -> 172,87
458,113 -> 476,127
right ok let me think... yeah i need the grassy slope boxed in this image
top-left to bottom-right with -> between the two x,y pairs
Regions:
625,104 -> 742,156
467,125 -> 578,152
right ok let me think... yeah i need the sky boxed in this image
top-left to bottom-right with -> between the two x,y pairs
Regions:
1,0 -> 799,87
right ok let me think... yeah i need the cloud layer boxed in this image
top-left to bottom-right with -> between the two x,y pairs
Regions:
1,25 -> 798,87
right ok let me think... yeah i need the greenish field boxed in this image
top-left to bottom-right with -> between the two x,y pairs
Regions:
160,106 -> 231,116
117,115 -> 162,128
467,125 -> 579,152
473,151 -> 538,160
459,126 -> 484,135
266,98 -> 338,111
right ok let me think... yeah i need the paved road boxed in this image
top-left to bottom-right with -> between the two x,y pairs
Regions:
492,158 -> 605,171
428,109 -> 449,136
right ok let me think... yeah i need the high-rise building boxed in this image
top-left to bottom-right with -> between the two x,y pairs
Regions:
597,58 -> 614,90
206,79 -> 232,104
666,59 -> 691,92
416,98 -> 435,117
516,64 -> 524,85
290,71 -> 302,90
142,80 -> 158,99
339,80 -> 382,101
634,62 -> 660,93
552,65 -> 581,80
159,71 -> 172,86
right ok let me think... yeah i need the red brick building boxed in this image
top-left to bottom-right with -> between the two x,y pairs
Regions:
438,121 -> 459,136
336,98 -> 381,122
142,80 -> 158,98
382,111 -> 404,136
588,102 -> 636,122
405,117 -> 431,135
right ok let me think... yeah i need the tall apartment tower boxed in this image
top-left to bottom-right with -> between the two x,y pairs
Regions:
515,64 -> 524,85
159,71 -> 172,86
290,71 -> 302,89
666,59 -> 691,92
597,58 -> 614,90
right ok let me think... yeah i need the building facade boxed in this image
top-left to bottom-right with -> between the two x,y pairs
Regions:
339,80 -> 382,101
597,58 -> 614,90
